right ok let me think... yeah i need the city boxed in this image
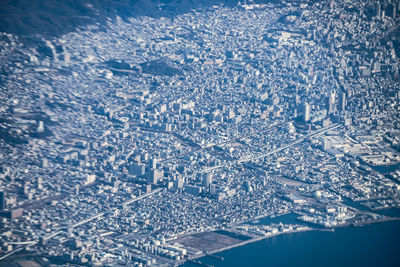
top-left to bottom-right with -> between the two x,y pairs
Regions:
1,0 -> 400,266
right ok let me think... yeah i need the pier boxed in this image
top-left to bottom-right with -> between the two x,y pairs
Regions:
187,259 -> 214,267
205,253 -> 224,261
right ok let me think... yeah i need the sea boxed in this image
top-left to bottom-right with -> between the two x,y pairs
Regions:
183,218 -> 400,267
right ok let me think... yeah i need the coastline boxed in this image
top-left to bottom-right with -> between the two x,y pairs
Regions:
182,215 -> 400,266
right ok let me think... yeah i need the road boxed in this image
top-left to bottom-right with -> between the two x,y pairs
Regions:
197,123 -> 341,174
160,119 -> 289,164
0,188 -> 164,262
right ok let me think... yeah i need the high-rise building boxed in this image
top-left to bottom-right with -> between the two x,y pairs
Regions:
303,103 -> 311,122
141,153 -> 149,161
398,1 -> 400,14
376,1 -> 381,17
0,191 -> 6,210
75,184 -> 80,196
124,122 -> 130,131
210,184 -> 217,195
147,169 -> 164,184
41,158 -> 48,168
149,158 -> 157,170
175,177 -> 185,189
338,92 -> 347,111
37,121 -> 44,133
323,138 -> 331,151
86,174 -> 96,185
326,92 -> 336,114
143,184 -> 152,193
203,173 -> 213,187
129,163 -> 145,176
387,3 -> 396,18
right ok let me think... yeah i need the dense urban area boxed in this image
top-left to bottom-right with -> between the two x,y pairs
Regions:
1,0 -> 400,266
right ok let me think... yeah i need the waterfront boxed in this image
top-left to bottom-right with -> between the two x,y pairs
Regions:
183,220 -> 400,267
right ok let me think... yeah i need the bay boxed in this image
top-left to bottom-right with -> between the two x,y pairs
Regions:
183,220 -> 400,267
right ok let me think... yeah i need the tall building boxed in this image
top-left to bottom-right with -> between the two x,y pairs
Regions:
303,103 -> 311,122
210,184 -> 217,195
37,121 -> 44,133
376,1 -> 381,17
323,138 -> 331,151
147,169 -> 164,184
129,163 -> 145,176
326,92 -> 336,114
0,191 -> 5,210
387,3 -> 396,18
338,92 -> 347,111
149,158 -> 157,170
175,177 -> 185,189
203,173 -> 213,187
75,184 -> 80,196
143,184 -> 152,193
41,158 -> 48,168
398,1 -> 400,14
124,122 -> 130,131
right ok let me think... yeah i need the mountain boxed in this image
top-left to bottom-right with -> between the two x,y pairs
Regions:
0,0 -> 240,39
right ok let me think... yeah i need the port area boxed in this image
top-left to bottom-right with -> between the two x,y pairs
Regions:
177,214 -> 400,266
175,230 -> 250,255
176,225 -> 317,266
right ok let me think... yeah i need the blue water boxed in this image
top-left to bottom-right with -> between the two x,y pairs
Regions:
183,220 -> 400,267
251,212 -> 299,225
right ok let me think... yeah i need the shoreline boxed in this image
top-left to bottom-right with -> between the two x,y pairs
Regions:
185,227 -> 328,263
183,216 -> 400,265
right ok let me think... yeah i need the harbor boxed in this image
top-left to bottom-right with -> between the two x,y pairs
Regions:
183,219 -> 400,267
